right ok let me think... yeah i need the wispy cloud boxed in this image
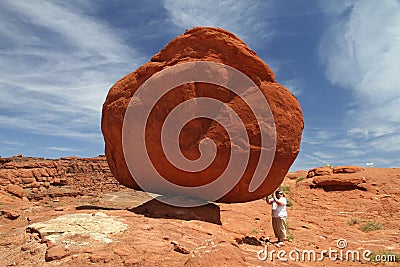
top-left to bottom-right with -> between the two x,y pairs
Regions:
163,0 -> 275,48
48,146 -> 82,152
319,0 -> 400,165
0,0 -> 144,140
297,125 -> 379,169
281,79 -> 303,96
3,141 -> 26,146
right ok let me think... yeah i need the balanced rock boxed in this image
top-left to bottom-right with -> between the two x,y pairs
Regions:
102,27 -> 303,203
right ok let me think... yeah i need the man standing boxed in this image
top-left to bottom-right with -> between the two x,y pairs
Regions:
266,190 -> 287,246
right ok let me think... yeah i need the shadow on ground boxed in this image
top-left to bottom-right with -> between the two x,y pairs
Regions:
75,205 -> 122,211
130,197 -> 221,225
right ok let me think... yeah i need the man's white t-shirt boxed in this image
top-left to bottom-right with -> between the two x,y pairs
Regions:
272,197 -> 287,218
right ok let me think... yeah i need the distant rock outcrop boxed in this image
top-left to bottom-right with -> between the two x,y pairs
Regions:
333,166 -> 363,174
0,155 -> 122,200
311,174 -> 367,191
307,167 -> 333,178
306,165 -> 367,191
102,27 -> 304,203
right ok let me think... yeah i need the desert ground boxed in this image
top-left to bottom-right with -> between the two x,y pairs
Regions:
0,155 -> 399,266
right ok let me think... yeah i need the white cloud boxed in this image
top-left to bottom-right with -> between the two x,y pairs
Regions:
163,0 -> 275,48
2,148 -> 18,151
320,1 -> 400,102
0,1 -> 144,140
0,115 -> 101,140
309,129 -> 338,143
334,140 -> 357,150
369,135 -> 400,153
301,128 -> 329,146
312,151 -> 336,161
281,79 -> 303,96
318,1 -> 353,15
1,1 -> 131,63
297,126 -> 377,169
3,141 -> 26,146
319,0 -> 400,163
48,146 -> 81,152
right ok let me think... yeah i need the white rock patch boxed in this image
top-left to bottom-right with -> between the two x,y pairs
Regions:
27,212 -> 128,245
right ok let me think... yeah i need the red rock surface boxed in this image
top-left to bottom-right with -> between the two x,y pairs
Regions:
333,166 -> 363,174
307,167 -> 334,177
0,162 -> 399,266
311,174 -> 367,191
102,27 -> 304,203
45,245 -> 70,262
6,184 -> 25,198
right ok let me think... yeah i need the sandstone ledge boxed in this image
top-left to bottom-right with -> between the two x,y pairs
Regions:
0,155 -> 123,200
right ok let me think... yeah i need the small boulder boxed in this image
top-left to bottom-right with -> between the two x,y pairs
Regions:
307,167 -> 333,177
1,210 -> 20,220
45,245 -> 70,262
6,184 -> 24,198
172,241 -> 190,254
333,166 -> 363,174
311,175 -> 367,191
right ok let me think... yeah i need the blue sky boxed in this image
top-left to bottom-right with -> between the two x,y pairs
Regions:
0,0 -> 399,170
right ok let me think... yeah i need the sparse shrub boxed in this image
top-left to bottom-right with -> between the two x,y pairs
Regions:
287,232 -> 294,241
348,218 -> 361,226
287,199 -> 293,209
251,229 -> 259,235
326,163 -> 333,168
296,176 -> 306,183
286,222 -> 294,241
359,221 -> 383,232
366,250 -> 400,262
279,184 -> 291,195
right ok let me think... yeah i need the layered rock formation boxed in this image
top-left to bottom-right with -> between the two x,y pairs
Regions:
102,27 -> 304,203
0,155 -> 122,200
306,165 -> 369,191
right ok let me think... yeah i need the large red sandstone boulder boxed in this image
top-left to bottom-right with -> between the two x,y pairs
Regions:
101,27 -> 303,203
